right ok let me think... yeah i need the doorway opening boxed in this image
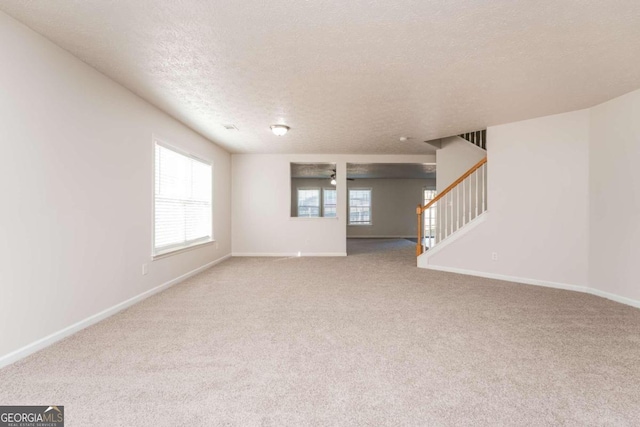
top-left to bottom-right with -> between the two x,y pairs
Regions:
346,163 -> 436,256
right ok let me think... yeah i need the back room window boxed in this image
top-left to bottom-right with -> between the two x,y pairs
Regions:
348,188 -> 372,225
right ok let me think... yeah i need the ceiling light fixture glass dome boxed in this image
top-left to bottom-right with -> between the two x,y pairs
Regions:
270,124 -> 290,136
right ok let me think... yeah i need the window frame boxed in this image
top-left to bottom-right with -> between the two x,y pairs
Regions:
348,187 -> 373,226
152,138 -> 214,259
322,187 -> 337,218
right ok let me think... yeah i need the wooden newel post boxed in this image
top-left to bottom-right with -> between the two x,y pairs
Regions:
416,205 -> 423,256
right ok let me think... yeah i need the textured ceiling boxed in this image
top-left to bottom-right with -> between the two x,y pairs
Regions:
347,163 -> 436,179
3,1 -> 640,154
291,163 -> 336,179
291,163 -> 435,179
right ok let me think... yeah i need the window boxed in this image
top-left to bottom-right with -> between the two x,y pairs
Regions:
423,189 -> 437,239
348,188 -> 372,225
154,141 -> 212,256
296,188 -> 336,218
423,189 -> 437,206
323,188 -> 337,218
297,188 -> 321,217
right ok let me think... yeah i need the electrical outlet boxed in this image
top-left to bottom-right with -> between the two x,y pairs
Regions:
142,263 -> 148,275
491,252 -> 498,261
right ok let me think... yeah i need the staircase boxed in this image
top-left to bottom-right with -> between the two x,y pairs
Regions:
415,131 -> 488,256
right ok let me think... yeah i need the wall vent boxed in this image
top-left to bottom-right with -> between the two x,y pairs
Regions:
221,124 -> 239,131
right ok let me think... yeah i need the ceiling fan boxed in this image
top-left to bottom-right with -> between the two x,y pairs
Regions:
330,169 -> 355,186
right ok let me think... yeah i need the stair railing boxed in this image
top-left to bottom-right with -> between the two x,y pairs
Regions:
416,157 -> 487,256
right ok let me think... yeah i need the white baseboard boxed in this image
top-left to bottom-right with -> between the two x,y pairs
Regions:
347,236 -> 415,239
588,287 -> 640,309
232,252 -> 347,257
423,264 -> 640,309
0,254 -> 231,369
423,264 -> 586,292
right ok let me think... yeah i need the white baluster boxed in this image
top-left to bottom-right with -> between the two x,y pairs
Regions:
444,193 -> 448,239
468,176 -> 472,222
444,193 -> 451,239
428,206 -> 432,249
456,185 -> 460,230
449,192 -> 453,236
462,177 -> 466,227
437,202 -> 441,243
482,163 -> 486,212
423,210 -> 426,252
438,202 -> 441,243
475,170 -> 479,218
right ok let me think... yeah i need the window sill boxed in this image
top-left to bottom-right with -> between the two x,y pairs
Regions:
153,239 -> 215,260
348,223 -> 373,226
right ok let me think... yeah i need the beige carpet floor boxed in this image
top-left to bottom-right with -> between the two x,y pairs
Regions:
1,239 -> 640,426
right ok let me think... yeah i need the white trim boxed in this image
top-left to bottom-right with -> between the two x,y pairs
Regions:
588,287 -> 640,309
152,239 -> 214,260
423,264 -> 585,292
421,264 -> 640,309
232,252 -> 347,257
347,236 -> 415,239
0,254 -> 231,369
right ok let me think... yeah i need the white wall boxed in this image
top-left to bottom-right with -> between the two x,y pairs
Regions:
421,110 -> 590,288
232,154 -> 435,256
589,88 -> 640,302
436,136 -> 487,192
346,179 -> 435,238
0,12 -> 231,361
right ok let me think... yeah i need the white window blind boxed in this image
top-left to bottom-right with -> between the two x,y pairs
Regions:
297,189 -> 321,217
154,142 -> 212,255
349,188 -> 372,225
323,188 -> 337,217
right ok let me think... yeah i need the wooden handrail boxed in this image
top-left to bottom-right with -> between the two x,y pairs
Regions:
418,157 -> 487,214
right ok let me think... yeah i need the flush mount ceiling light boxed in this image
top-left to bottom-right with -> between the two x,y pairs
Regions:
270,124 -> 290,136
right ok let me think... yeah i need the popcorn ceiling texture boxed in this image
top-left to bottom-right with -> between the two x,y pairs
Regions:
290,163 -> 437,179
1,239 -> 639,425
2,1 -> 640,154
